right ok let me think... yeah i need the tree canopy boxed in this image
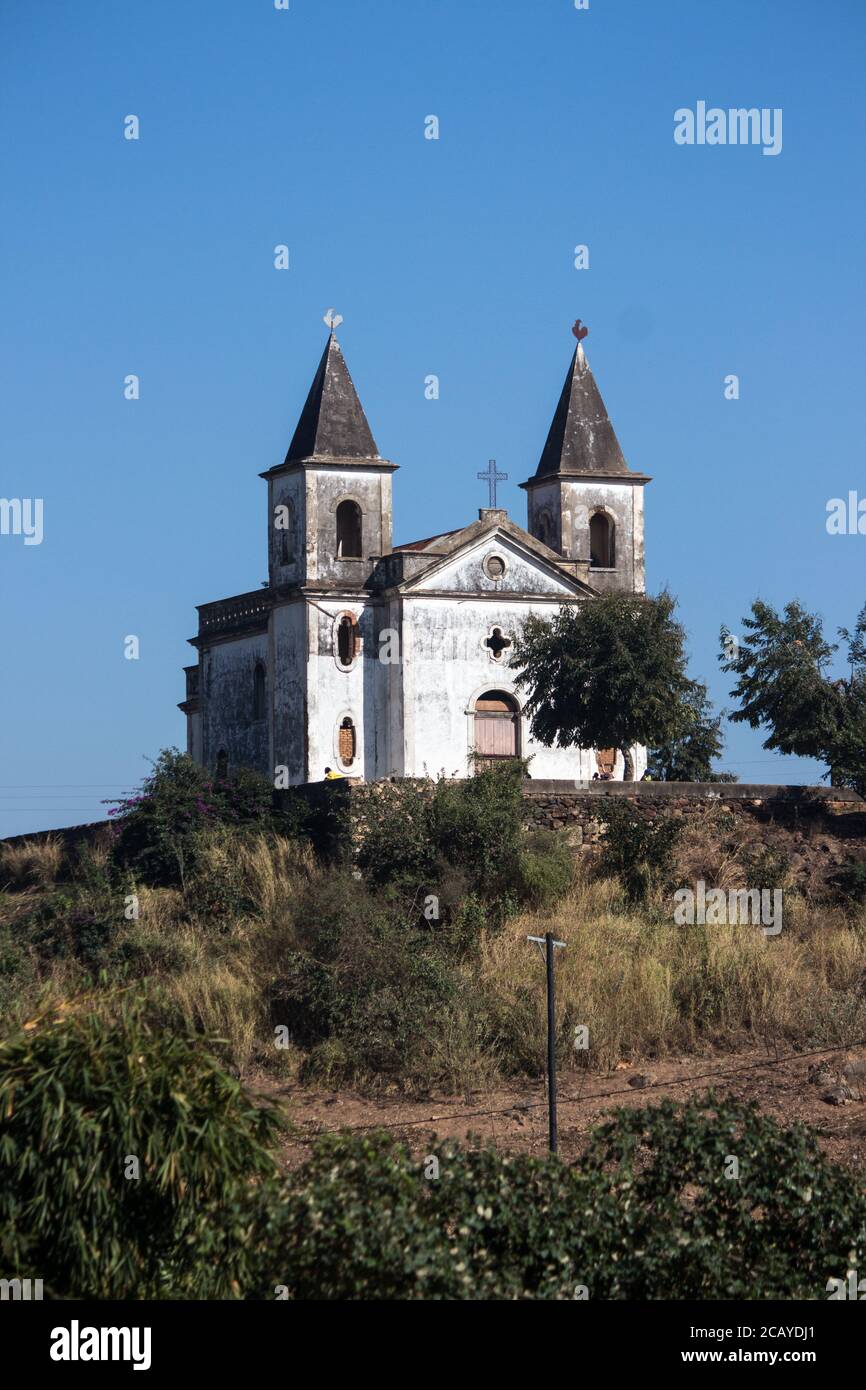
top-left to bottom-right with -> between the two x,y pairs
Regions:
647,683 -> 736,782
720,599 -> 866,795
511,592 -> 699,780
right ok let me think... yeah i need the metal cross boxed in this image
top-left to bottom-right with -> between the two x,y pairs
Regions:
477,458 -> 508,508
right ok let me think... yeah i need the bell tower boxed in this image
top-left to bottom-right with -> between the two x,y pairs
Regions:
520,328 -> 650,594
260,329 -> 397,589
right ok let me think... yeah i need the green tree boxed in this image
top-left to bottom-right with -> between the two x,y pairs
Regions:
647,683 -> 736,782
720,600 -> 866,795
512,592 -> 697,780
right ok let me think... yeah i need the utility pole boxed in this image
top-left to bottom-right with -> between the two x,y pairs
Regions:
527,932 -> 566,1153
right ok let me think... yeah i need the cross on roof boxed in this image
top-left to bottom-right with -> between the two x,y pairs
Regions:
478,458 -> 508,508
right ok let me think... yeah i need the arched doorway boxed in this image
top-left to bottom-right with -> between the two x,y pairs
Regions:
474,690 -> 520,760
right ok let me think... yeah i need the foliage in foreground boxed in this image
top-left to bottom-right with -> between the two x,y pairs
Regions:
0,993 -> 281,1299
254,1096 -> 866,1300
2,1001 -> 862,1301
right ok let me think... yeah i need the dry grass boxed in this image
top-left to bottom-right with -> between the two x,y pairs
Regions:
470,873 -> 866,1074
0,835 -> 64,889
4,828 -> 866,1089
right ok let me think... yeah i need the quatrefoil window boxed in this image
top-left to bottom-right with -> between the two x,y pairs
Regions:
485,627 -> 512,662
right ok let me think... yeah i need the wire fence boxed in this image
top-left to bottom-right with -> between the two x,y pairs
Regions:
277,1037 -> 866,1151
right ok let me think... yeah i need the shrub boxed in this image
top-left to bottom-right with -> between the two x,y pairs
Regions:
270,873 -> 456,1085
109,748 -> 302,889
595,800 -> 683,904
578,1093 -> 866,1299
516,829 -> 574,908
354,782 -> 436,888
431,760 -> 526,906
0,991 -> 281,1299
828,858 -> 866,907
248,1095 -> 866,1300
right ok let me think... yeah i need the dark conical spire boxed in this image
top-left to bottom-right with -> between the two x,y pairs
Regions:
535,341 -> 629,477
284,333 -> 380,464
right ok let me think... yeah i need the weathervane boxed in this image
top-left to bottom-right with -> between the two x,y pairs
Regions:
477,457 -> 508,509
323,308 -> 343,333
572,319 -> 588,342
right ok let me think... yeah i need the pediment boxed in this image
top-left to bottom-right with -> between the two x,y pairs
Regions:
400,526 -> 593,598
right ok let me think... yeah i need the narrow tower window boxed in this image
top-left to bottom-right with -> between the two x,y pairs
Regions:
216,749 -> 228,780
336,613 -> 361,668
535,510 -> 555,549
276,500 -> 294,564
590,512 -> 615,569
338,716 -> 356,767
336,500 -> 362,558
253,662 -> 266,720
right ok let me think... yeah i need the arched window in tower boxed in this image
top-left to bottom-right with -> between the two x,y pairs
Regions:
590,512 -> 615,569
535,509 -> 555,549
338,716 -> 356,767
253,662 -> 266,720
276,500 -> 294,565
335,612 -> 361,669
216,749 -> 228,781
336,500 -> 362,558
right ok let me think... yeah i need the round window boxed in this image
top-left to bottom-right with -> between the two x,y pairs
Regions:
484,554 -> 506,580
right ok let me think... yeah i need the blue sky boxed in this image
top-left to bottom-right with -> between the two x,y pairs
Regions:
2,0 -> 864,834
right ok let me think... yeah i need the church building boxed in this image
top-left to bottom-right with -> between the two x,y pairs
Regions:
179,324 -> 651,783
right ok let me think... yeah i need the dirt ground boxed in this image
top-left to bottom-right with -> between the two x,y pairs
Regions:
257,1042 -> 866,1175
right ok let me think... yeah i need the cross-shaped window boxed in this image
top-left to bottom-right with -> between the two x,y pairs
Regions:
485,627 -> 512,661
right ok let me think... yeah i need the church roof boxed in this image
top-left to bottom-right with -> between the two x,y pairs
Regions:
394,510 -> 598,598
534,340 -> 633,478
393,528 -> 463,552
284,333 -> 380,464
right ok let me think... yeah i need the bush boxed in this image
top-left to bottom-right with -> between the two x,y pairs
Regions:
354,761 -> 566,935
354,782 -> 435,888
828,858 -> 866,907
595,800 -> 683,904
109,748 -> 302,889
578,1093 -> 866,1299
431,760 -> 525,907
516,829 -> 574,908
270,873 -> 456,1085
0,991 -> 281,1298
247,1094 -> 866,1300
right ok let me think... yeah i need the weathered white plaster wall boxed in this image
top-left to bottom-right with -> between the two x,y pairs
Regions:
400,594 -> 595,780
200,633 -> 269,776
271,598 -> 307,783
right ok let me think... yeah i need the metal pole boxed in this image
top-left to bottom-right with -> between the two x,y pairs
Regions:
526,933 -> 565,1156
546,932 -> 557,1154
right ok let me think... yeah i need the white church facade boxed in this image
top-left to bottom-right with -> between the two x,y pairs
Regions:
180,325 -> 651,784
